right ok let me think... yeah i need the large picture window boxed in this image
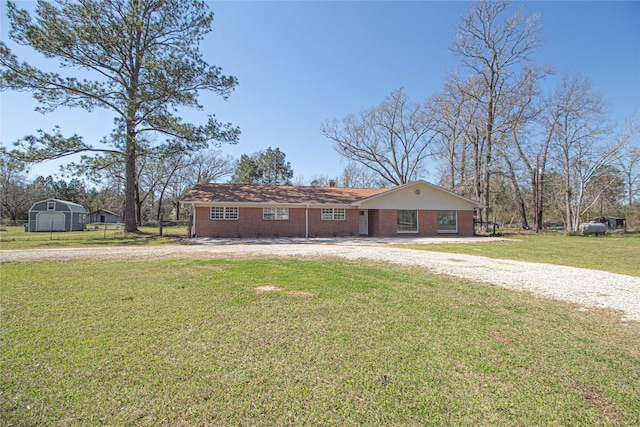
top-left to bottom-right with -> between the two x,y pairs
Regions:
397,210 -> 418,233
210,206 -> 238,220
321,208 -> 346,220
263,207 -> 289,220
437,210 -> 457,233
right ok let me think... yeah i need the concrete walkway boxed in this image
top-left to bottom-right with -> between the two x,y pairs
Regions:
185,236 -> 511,246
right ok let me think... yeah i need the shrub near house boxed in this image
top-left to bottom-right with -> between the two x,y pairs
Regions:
181,181 -> 483,238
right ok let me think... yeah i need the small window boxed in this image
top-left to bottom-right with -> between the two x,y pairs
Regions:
47,202 -> 55,211
263,207 -> 289,220
210,206 -> 238,220
397,210 -> 418,233
321,208 -> 346,220
438,210 -> 458,233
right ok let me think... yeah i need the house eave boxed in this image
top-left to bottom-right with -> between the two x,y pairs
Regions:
186,201 -> 356,208
355,180 -> 485,209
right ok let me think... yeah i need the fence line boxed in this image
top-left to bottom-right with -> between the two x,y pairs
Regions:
0,222 -> 189,243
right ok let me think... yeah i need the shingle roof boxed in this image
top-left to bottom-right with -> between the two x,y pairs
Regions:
33,198 -> 87,213
182,184 -> 390,205
95,208 -> 121,217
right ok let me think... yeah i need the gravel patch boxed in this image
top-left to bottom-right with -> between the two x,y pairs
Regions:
2,239 -> 639,321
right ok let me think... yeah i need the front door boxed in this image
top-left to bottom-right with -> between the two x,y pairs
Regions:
359,210 -> 368,235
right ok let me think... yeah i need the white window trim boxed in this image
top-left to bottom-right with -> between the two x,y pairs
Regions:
210,206 -> 239,220
397,209 -> 419,234
437,210 -> 458,233
321,208 -> 346,221
263,207 -> 289,220
47,202 -> 55,211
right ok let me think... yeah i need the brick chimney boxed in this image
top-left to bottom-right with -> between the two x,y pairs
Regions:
328,179 -> 336,187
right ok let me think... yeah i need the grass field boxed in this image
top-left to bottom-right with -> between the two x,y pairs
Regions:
400,232 -> 640,277
0,225 -> 188,250
2,226 -> 639,277
2,258 -> 639,426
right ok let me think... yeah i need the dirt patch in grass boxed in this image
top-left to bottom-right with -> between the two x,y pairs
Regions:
491,331 -> 513,345
286,291 -> 314,298
575,382 -> 626,425
254,285 -> 314,298
255,285 -> 285,293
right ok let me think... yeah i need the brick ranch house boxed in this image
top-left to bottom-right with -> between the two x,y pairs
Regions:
181,180 -> 484,238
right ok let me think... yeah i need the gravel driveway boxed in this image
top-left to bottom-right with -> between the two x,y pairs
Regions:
2,237 -> 639,321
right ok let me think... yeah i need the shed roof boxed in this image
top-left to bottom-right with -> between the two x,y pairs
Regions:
94,208 -> 122,217
30,198 -> 87,213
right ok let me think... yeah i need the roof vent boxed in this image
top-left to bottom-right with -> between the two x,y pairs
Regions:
328,180 -> 336,188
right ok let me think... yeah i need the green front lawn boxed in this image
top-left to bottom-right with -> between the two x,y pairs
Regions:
0,225 -> 187,250
400,232 -> 640,277
2,258 -> 638,426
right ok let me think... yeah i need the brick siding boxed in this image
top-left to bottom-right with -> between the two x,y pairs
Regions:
457,210 -> 475,236
307,208 -> 359,238
369,209 -> 475,237
194,206 -> 475,238
369,209 -> 398,236
194,206 -> 359,238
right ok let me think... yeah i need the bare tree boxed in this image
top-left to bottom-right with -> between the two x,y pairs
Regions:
450,0 -> 542,230
306,175 -> 328,187
151,149 -> 234,221
187,149 -> 235,184
524,89 -> 564,232
432,73 -> 489,203
494,65 -> 552,230
340,161 -> 390,188
547,75 -> 617,232
616,114 -> 640,207
0,148 -> 30,221
431,74 -> 474,193
321,88 -> 437,186
583,165 -> 625,218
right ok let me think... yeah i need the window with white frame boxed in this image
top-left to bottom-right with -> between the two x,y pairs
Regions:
437,210 -> 457,233
263,207 -> 289,220
321,208 -> 346,220
210,206 -> 238,220
47,201 -> 55,210
397,210 -> 418,233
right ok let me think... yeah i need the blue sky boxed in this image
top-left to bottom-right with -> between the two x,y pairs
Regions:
1,1 -> 639,184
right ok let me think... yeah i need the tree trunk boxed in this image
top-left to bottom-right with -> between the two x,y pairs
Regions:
532,173 -> 541,232
156,167 -> 178,221
565,187 -> 574,232
135,182 -> 143,227
124,139 -> 138,233
174,201 -> 181,221
482,103 -> 494,233
515,191 -> 529,230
